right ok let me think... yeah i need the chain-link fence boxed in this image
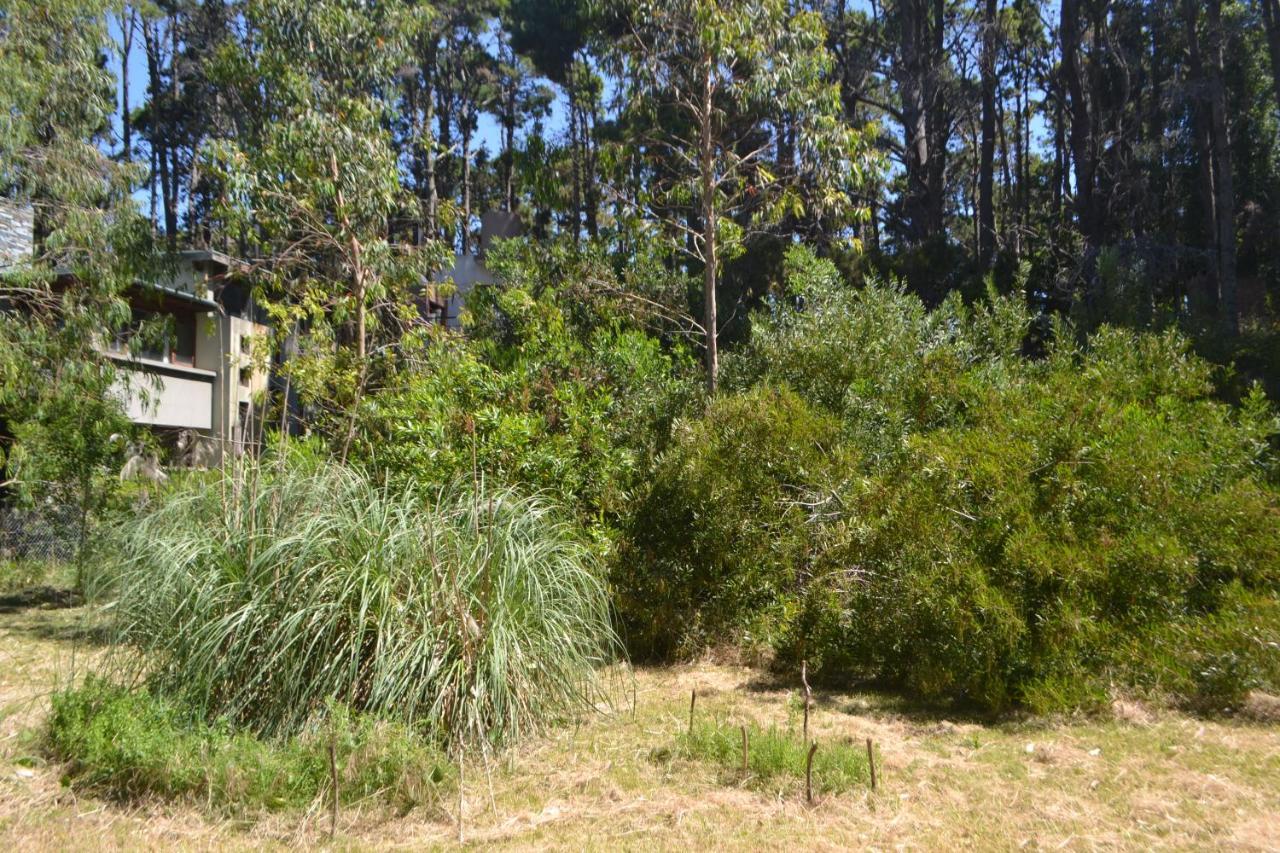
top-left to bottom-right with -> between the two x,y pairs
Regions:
0,505 -> 82,563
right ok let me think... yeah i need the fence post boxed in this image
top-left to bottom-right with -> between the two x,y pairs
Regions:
866,737 -> 877,791
806,741 -> 819,804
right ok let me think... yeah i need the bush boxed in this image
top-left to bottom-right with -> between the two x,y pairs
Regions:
92,460 -> 620,745
350,240 -> 698,530
616,385 -> 853,659
623,246 -> 1280,712
48,678 -> 452,813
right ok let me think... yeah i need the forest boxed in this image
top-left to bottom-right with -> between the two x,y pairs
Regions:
1,0 -> 1279,846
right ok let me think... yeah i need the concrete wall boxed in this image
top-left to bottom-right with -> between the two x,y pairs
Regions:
114,365 -> 215,429
193,307 -> 270,462
0,203 -> 33,268
437,254 -> 497,329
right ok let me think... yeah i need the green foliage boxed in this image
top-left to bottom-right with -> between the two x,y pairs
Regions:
48,678 -> 452,814
0,559 -> 69,593
668,718 -> 869,796
352,240 -> 698,528
204,0 -> 446,449
625,247 -> 1280,712
0,0 -> 158,579
93,460 -> 619,746
616,385 -> 851,659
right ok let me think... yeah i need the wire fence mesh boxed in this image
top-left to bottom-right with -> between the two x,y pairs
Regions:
0,505 -> 82,563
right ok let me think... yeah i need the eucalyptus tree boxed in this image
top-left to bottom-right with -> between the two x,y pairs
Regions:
617,0 -> 878,393
507,0 -> 606,241
205,0 -> 446,459
490,26 -> 555,214
0,0 -> 158,577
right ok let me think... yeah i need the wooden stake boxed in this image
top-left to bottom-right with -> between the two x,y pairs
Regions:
806,741 -> 819,804
740,725 -> 749,775
457,749 -> 465,844
328,721 -> 339,839
688,689 -> 697,736
801,659 -> 812,743
866,737 -> 877,791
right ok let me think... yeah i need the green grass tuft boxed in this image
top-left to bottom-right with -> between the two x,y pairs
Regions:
671,718 -> 870,796
47,678 -> 453,814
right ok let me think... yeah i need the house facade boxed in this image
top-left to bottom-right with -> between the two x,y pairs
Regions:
106,250 -> 271,464
1,202 -> 269,465
3,202 -> 522,468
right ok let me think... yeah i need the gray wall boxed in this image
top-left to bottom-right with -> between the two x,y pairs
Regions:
0,203 -> 34,267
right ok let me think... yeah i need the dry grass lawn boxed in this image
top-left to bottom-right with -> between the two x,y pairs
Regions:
2,601 -> 1278,851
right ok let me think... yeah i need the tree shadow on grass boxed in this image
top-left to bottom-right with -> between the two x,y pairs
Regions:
0,585 -> 83,613
740,668 -> 1026,728
0,589 -> 112,646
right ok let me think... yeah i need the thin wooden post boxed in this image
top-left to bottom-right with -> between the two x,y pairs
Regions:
740,725 -> 749,774
806,741 -> 819,804
688,689 -> 697,736
328,721 -> 339,839
866,737 -> 877,791
457,748 -> 465,844
801,660 -> 812,743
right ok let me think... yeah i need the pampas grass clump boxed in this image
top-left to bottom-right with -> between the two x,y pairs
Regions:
96,461 -> 618,747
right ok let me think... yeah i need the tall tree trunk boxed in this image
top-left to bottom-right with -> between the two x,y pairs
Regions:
503,63 -> 516,212
924,0 -> 948,235
1261,0 -> 1280,116
424,52 -> 439,239
699,56 -> 718,395
1061,0 -> 1097,245
1205,0 -> 1238,333
978,0 -> 998,268
897,0 -> 932,244
1052,78 -> 1065,226
1016,58 -> 1029,255
568,75 -> 583,245
997,97 -> 1012,247
585,96 -> 600,238
120,7 -> 135,162
143,20 -> 177,248
168,17 -> 181,243
149,141 -> 158,231
461,108 -> 472,253
1185,2 -> 1217,259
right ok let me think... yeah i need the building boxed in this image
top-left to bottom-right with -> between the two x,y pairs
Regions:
1,202 -> 269,465
2,203 -> 522,466
431,211 -> 522,328
105,250 -> 271,464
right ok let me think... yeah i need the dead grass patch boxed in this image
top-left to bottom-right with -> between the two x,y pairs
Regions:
2,608 -> 1279,850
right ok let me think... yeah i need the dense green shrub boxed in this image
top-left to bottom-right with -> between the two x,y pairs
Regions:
615,385 -> 852,659
93,461 -> 619,745
625,246 -> 1280,712
795,327 -> 1280,711
351,240 -> 698,529
48,678 -> 452,813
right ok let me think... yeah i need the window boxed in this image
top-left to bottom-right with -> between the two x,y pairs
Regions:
110,309 -> 196,365
172,314 -> 196,365
111,310 -> 165,361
